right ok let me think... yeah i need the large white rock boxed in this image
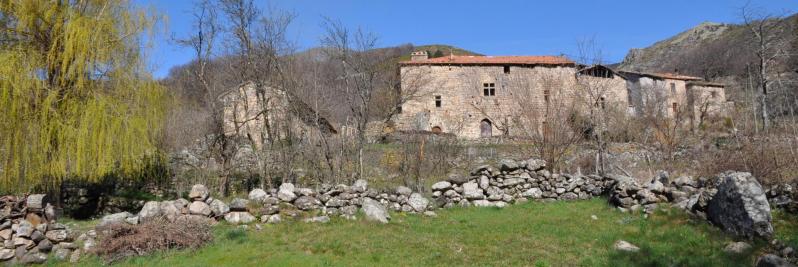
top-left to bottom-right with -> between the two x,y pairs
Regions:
521,188 -> 543,199
408,193 -> 429,212
278,183 -> 297,202
396,186 -> 413,196
352,179 -> 368,193
248,189 -> 268,202
138,201 -> 161,220
188,184 -> 210,201
463,182 -> 485,200
189,201 -> 212,216
361,198 -> 390,223
98,212 -> 132,227
614,240 -> 640,252
224,211 -> 256,224
0,248 -> 14,260
707,172 -> 773,239
209,198 -> 230,217
431,181 -> 452,191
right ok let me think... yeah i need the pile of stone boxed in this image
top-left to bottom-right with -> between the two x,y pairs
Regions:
246,179 -> 431,224
102,184 -> 226,228
767,182 -> 797,214
431,158 -> 614,208
608,172 -> 675,214
0,194 -> 80,264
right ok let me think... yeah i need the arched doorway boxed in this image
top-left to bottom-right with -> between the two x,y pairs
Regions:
431,126 -> 442,134
480,119 -> 492,138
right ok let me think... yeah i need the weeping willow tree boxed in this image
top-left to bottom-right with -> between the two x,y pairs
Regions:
0,0 -> 166,193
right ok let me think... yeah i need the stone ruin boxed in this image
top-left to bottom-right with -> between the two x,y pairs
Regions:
0,194 -> 86,264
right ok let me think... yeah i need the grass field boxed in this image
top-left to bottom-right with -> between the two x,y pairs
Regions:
63,199 -> 796,267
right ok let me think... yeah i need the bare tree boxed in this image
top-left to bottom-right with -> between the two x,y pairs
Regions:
740,4 -> 791,132
320,18 -> 384,181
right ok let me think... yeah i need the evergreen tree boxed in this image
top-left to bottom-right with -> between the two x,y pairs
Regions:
0,0 -> 166,192
432,49 -> 444,58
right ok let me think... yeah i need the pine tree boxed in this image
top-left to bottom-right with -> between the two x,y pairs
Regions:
0,0 -> 166,192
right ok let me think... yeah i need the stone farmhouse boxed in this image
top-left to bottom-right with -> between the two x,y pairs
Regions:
219,81 -> 337,148
393,51 -> 730,139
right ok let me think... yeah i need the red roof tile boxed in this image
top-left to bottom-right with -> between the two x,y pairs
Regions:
400,55 -> 574,66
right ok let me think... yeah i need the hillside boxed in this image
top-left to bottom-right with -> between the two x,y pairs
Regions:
617,22 -> 733,73
617,13 -> 798,80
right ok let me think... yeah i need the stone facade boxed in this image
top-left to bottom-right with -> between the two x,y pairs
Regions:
394,52 -> 730,139
219,81 -> 336,148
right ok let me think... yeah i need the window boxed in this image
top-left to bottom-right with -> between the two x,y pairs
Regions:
503,65 -> 510,74
670,83 -> 676,95
710,91 -> 718,98
543,90 -> 550,103
483,83 -> 495,96
672,102 -> 678,114
434,95 -> 442,107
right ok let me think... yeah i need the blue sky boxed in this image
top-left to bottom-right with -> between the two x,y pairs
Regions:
139,0 -> 797,78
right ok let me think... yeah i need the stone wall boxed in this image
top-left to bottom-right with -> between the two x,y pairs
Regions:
0,195 -> 83,264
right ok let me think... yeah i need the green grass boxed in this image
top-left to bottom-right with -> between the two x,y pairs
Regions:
61,199 -> 795,267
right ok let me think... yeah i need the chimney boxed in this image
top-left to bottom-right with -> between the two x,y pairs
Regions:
410,51 -> 428,61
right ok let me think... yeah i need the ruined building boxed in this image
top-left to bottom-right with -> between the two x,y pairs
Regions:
219,81 -> 337,148
393,51 -> 730,139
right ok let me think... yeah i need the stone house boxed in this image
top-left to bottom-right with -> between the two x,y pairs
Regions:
394,51 -> 729,139
219,81 -> 337,148
393,52 -> 630,139
620,71 -> 730,125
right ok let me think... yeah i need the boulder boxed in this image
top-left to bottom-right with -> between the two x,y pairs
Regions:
614,240 -> 640,252
36,239 -> 53,253
294,196 -> 321,211
209,198 -> 230,217
224,212 -> 256,224
325,197 -> 345,208
447,173 -> 470,185
431,181 -> 452,191
19,252 -> 47,264
98,212 -> 132,227
16,221 -> 34,238
248,189 -> 268,202
408,193 -> 429,212
723,241 -> 752,254
462,182 -> 485,200
45,230 -> 69,242
396,186 -> 413,196
266,214 -> 282,224
707,172 -> 773,239
361,198 -> 390,223
499,159 -> 520,172
278,183 -> 297,202
188,184 -> 210,201
0,248 -> 13,260
524,158 -> 547,171
159,201 -> 182,222
756,254 -> 796,267
521,188 -> 543,199
352,179 -> 368,193
188,201 -> 212,216
138,201 -> 161,220
229,198 -> 250,212
26,194 -> 47,210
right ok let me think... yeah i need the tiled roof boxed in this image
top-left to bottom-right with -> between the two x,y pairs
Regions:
619,70 -> 702,81
400,55 -> 574,66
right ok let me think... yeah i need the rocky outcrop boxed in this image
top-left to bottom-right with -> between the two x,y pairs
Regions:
707,172 -> 773,239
